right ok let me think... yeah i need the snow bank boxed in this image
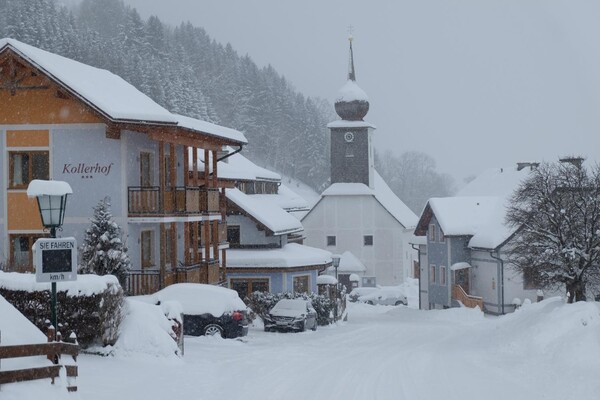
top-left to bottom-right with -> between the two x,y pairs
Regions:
0,294 -> 49,371
0,271 -> 120,296
112,298 -> 180,358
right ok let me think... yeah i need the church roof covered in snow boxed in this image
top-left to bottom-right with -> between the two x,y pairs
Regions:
318,170 -> 418,229
227,243 -> 332,268
0,38 -> 246,144
226,188 -> 303,235
414,166 -> 532,249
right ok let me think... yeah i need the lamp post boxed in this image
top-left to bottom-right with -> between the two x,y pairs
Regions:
27,179 -> 72,340
332,254 -> 341,321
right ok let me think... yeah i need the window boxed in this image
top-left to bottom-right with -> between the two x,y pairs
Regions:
439,228 -> 445,243
140,152 -> 153,187
141,230 -> 155,268
164,155 -> 172,188
9,151 -> 49,188
230,278 -> 269,299
363,235 -> 373,246
293,275 -> 310,294
227,226 -> 241,247
345,143 -> 354,158
440,266 -> 447,286
326,235 -> 336,246
523,267 -> 538,290
164,226 -> 174,266
430,265 -> 436,284
9,234 -> 45,272
428,224 -> 436,242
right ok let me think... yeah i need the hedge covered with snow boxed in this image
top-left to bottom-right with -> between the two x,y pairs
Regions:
0,272 -> 123,347
245,291 -> 334,326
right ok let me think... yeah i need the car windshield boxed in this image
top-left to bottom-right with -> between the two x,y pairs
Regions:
273,300 -> 307,311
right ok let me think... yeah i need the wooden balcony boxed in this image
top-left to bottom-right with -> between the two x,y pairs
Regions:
127,260 -> 221,296
452,284 -> 484,310
128,186 -> 220,217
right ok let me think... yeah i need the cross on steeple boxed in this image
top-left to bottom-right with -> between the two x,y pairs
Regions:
347,27 -> 356,81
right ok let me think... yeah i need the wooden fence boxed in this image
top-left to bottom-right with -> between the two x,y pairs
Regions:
0,329 -> 79,392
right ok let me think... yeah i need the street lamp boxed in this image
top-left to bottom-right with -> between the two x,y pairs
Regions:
27,179 -> 72,339
332,254 -> 341,321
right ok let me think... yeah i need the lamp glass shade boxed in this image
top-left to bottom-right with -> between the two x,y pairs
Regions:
36,194 -> 68,228
332,255 -> 341,268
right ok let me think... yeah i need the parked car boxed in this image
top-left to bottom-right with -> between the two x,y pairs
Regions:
348,287 -> 380,302
150,283 -> 249,338
349,286 -> 407,306
264,299 -> 318,332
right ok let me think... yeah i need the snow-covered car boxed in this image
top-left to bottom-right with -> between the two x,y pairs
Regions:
348,287 -> 380,302
263,299 -> 318,332
150,283 -> 249,338
351,286 -> 407,306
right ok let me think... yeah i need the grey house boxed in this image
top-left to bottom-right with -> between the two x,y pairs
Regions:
414,166 -> 545,314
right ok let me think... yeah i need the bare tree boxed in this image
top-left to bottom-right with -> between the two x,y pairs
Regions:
506,159 -> 600,302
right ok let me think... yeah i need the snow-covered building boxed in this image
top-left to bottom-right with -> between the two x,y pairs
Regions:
302,37 -> 418,287
197,149 -> 332,298
0,38 -> 247,294
414,164 -> 547,314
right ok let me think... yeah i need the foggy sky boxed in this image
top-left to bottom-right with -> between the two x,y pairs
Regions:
122,0 -> 600,182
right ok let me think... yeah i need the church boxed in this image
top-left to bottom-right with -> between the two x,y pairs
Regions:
302,37 -> 418,287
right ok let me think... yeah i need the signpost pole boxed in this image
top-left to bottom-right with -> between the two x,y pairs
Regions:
50,227 -> 57,341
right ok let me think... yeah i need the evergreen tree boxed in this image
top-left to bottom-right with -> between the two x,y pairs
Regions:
79,198 -> 131,288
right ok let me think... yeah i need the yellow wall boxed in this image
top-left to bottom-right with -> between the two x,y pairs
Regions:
7,192 -> 42,231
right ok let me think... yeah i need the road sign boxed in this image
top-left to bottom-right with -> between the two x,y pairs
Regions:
34,237 -> 78,283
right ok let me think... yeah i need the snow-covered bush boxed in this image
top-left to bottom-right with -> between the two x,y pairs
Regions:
79,198 -> 131,288
245,291 -> 335,326
0,273 -> 124,347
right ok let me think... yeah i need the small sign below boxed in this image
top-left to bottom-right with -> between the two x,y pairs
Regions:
34,237 -> 78,283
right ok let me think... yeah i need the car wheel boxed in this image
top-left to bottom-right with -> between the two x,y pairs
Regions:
203,324 -> 224,337
366,300 -> 375,305
264,326 -> 271,332
395,300 -> 406,306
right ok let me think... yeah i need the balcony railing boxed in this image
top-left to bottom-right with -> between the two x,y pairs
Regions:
128,186 -> 220,216
127,261 -> 221,296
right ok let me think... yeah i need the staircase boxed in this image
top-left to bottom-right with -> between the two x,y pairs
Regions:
452,284 -> 484,310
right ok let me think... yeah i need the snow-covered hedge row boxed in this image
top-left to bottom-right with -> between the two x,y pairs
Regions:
245,291 -> 334,326
0,272 -> 124,347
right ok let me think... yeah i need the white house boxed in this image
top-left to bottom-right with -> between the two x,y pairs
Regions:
302,37 -> 418,287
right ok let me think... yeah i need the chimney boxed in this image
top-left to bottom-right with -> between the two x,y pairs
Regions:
559,156 -> 584,169
516,162 -> 540,171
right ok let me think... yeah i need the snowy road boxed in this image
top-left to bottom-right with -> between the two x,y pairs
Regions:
4,299 -> 600,400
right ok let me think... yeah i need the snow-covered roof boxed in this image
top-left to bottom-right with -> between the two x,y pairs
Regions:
227,243 -> 332,268
0,38 -> 246,145
26,179 -> 73,197
0,38 -> 176,124
174,114 -> 247,145
317,274 -> 338,285
327,120 -> 376,129
415,166 -> 532,249
193,147 -> 280,181
336,79 -> 369,102
319,171 -> 418,229
226,188 -> 303,235
326,251 -> 367,274
252,184 -> 309,212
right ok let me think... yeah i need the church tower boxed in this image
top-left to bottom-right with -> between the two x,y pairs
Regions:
328,36 -> 375,188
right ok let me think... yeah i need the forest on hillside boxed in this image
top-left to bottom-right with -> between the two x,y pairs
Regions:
0,0 -> 453,212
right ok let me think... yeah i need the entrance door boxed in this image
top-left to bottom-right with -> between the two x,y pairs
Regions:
455,268 -> 470,293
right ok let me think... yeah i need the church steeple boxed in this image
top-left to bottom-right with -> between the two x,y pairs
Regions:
329,35 -> 376,188
348,35 -> 356,81
334,36 -> 369,121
